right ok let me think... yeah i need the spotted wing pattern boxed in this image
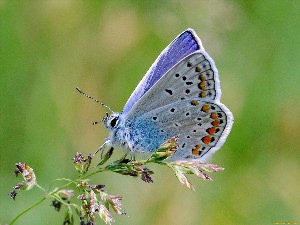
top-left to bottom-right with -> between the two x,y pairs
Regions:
124,50 -> 233,161
138,98 -> 232,161
122,29 -> 202,114
130,51 -> 222,116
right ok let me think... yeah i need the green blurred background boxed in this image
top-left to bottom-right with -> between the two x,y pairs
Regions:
1,1 -> 299,224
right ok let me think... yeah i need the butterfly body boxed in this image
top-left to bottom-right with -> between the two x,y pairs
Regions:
103,29 -> 233,162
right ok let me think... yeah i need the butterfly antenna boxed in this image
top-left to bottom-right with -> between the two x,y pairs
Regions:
76,87 -> 114,113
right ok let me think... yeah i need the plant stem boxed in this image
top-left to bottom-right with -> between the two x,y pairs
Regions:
9,197 -> 46,225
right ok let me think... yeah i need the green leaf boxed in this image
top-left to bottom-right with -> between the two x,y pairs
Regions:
97,147 -> 114,166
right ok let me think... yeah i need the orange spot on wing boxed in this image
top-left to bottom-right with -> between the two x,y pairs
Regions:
202,136 -> 211,144
201,104 -> 210,112
195,66 -> 202,72
192,144 -> 201,155
200,92 -> 207,98
210,112 -> 218,119
207,127 -> 216,135
199,74 -> 206,81
191,100 -> 199,106
212,119 -> 220,127
198,82 -> 207,90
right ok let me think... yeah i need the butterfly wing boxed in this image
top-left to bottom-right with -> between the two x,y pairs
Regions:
122,29 -> 202,115
124,48 -> 233,161
137,98 -> 233,161
129,51 -> 223,115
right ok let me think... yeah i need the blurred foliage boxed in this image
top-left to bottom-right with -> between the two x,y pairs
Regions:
1,0 -> 299,224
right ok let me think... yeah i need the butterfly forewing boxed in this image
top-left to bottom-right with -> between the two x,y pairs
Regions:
127,51 -> 221,116
122,29 -> 202,114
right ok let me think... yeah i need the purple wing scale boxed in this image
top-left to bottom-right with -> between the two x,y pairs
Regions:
122,29 -> 203,114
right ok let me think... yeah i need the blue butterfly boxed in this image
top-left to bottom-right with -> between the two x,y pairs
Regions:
98,29 -> 233,162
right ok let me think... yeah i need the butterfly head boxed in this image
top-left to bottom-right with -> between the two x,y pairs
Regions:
103,112 -> 121,130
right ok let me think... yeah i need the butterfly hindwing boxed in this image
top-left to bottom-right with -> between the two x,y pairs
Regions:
138,98 -> 233,161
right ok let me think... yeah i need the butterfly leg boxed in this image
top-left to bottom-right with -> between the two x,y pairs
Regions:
130,153 -> 136,162
94,140 -> 111,156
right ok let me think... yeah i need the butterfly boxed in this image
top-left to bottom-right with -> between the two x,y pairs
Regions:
95,28 -> 233,162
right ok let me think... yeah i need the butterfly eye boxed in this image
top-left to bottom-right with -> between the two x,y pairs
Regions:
110,116 -> 119,127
